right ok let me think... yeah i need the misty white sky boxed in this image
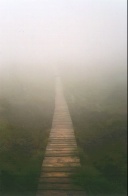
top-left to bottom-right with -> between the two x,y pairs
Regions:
0,0 -> 127,71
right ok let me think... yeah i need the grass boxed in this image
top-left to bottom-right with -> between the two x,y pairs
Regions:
61,65 -> 127,195
0,116 -> 52,195
0,71 -> 55,195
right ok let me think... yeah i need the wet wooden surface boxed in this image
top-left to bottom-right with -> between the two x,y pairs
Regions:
36,77 -> 86,196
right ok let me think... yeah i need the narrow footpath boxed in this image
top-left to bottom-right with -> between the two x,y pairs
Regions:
36,77 -> 86,196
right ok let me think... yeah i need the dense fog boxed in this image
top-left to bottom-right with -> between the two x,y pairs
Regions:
0,0 -> 127,78
1,0 -> 126,110
0,0 -> 127,194
0,0 -> 127,139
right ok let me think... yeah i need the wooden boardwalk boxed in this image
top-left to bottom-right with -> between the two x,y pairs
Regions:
36,77 -> 86,196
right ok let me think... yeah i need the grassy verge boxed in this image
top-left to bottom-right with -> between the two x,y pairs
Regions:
0,70 -> 55,195
61,66 -> 127,195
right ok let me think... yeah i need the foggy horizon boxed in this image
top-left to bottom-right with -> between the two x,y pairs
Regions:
0,0 -> 127,72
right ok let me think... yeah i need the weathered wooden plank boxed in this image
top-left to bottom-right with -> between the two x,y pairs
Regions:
47,142 -> 77,145
39,177 -> 71,183
36,190 -> 87,196
47,143 -> 77,145
48,139 -> 76,141
49,138 -> 76,141
48,138 -> 76,140
49,134 -> 75,136
41,167 -> 79,172
48,140 -> 76,143
43,156 -> 80,160
45,150 -> 78,153
50,133 -> 74,135
40,172 -> 73,178
38,183 -> 84,191
45,155 -> 78,157
46,148 -> 78,151
42,162 -> 80,167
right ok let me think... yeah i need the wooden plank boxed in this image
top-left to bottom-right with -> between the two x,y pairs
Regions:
36,191 -> 87,196
39,177 -> 71,183
38,183 -> 84,191
48,141 -> 76,143
48,138 -> 76,140
47,144 -> 77,147
45,150 -> 78,153
40,172 -> 73,178
45,155 -> 78,157
47,142 -> 77,145
43,157 -> 80,164
42,162 -> 80,167
41,167 -> 79,172
46,148 -> 78,151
